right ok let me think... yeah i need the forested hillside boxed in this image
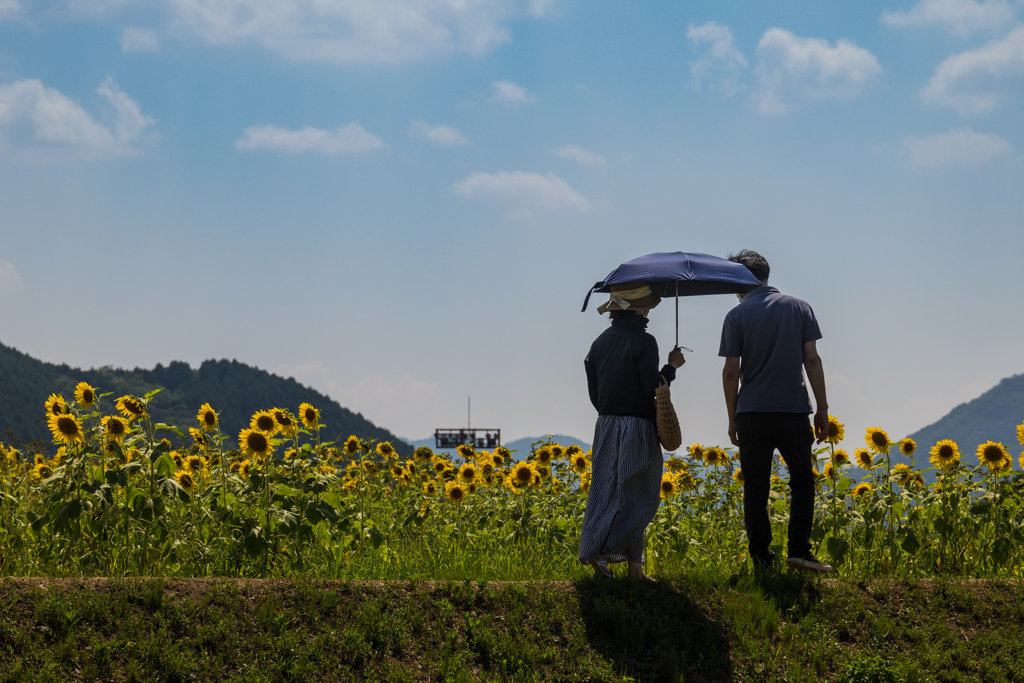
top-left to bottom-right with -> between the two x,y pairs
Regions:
907,373 -> 1024,457
0,342 -> 411,455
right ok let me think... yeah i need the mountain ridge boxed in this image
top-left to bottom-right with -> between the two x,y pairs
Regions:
0,341 -> 412,455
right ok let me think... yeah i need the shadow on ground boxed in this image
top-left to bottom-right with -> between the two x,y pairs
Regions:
574,576 -> 733,683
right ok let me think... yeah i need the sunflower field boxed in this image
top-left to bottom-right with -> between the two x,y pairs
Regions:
2,383 -> 1024,579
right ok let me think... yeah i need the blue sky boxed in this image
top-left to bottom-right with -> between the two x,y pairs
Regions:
1,0 -> 1022,450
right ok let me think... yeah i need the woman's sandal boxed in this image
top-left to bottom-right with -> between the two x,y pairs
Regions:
589,559 -> 612,578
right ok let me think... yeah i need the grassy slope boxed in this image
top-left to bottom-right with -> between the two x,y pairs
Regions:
1,575 -> 1022,683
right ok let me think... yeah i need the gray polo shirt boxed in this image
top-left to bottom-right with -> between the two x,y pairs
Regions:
718,286 -> 822,414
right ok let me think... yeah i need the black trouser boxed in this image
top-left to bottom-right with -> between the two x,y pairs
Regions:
737,412 -> 816,558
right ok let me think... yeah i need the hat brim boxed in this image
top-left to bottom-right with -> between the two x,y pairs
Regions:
597,294 -> 662,314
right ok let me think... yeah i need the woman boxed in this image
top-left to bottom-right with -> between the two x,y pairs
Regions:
580,283 -> 685,579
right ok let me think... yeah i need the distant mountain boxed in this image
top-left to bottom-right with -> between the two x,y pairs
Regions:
405,433 -> 591,460
0,342 -> 411,455
905,373 -> 1024,459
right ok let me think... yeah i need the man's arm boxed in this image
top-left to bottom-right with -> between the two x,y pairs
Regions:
803,340 -> 828,443
722,357 -> 741,447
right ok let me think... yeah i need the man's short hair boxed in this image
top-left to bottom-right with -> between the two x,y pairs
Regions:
728,250 -> 769,283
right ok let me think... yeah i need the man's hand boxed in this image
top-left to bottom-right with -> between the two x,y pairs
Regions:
728,420 -> 739,447
668,346 -> 686,368
813,409 -> 829,444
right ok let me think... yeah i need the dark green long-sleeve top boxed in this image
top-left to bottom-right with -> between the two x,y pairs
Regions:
585,314 -> 677,424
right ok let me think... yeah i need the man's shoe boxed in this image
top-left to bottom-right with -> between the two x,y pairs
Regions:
786,553 -> 834,573
752,550 -> 776,571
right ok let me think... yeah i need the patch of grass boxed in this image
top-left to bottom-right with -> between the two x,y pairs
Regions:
0,574 -> 1022,682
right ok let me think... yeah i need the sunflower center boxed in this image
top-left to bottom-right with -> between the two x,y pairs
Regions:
276,413 -> 291,426
57,417 -> 79,436
204,412 -> 216,426
939,445 -> 953,459
247,432 -> 268,452
871,433 -> 887,447
983,445 -> 1003,462
256,415 -> 275,431
83,390 -> 94,403
124,399 -> 143,415
305,409 -> 316,422
180,474 -> 194,488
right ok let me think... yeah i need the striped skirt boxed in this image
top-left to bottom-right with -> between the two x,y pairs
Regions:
578,414 -> 663,564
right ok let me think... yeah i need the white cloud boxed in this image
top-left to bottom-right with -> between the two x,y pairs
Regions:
122,27 -> 160,52
920,25 -> 1024,115
150,0 -> 551,64
489,80 -> 537,106
0,76 -> 155,159
453,170 -> 588,217
687,21 -> 748,95
276,360 -> 444,438
235,122 -> 385,154
0,0 -> 20,20
880,0 -> 1018,37
554,144 -> 606,168
409,120 -> 469,146
903,127 -> 1012,167
753,28 -> 882,115
0,259 -> 23,291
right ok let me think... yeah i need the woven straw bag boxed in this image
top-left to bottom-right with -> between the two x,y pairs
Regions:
655,376 -> 682,452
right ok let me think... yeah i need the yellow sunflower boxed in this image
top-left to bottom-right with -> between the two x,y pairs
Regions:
189,427 -> 210,451
413,445 -> 433,462
74,382 -> 96,409
899,438 -> 917,458
535,445 -> 554,465
48,413 -> 85,446
445,480 -> 468,503
432,457 -> 450,475
826,415 -> 845,445
1017,421 -> 1024,446
343,436 -> 361,456
664,457 -> 686,472
185,455 -> 204,475
456,444 -> 475,461
855,448 -> 874,469
459,462 -> 477,482
852,482 -> 873,497
894,463 -> 913,485
250,410 -> 279,435
834,449 -> 850,464
571,453 -> 589,473
580,470 -> 592,493
564,444 -> 583,459
688,443 -> 704,460
299,402 -> 319,429
239,428 -> 272,460
929,439 -> 960,469
197,403 -> 218,432
175,471 -> 196,493
116,396 -> 147,421
102,415 -> 130,444
508,461 -> 537,490
550,444 -> 564,460
237,459 -> 254,481
377,442 -> 396,459
493,447 -> 510,466
704,447 -> 726,467
865,427 -> 891,455
977,441 -> 1011,472
733,468 -> 745,485
405,460 -> 418,477
659,473 -> 679,499
273,408 -> 299,437
31,462 -> 54,482
45,393 -> 68,417
424,481 -> 438,495
823,462 -> 836,480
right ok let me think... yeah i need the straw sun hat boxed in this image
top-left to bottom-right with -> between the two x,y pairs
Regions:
596,283 -> 662,315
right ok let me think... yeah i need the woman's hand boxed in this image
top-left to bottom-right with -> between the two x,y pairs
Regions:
668,346 -> 686,368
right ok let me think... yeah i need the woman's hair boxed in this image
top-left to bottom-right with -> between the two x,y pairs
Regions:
609,310 -> 642,320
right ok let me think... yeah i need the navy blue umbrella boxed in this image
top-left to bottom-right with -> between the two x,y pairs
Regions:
582,251 -> 761,346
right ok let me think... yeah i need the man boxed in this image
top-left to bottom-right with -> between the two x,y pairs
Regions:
719,250 -> 832,573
